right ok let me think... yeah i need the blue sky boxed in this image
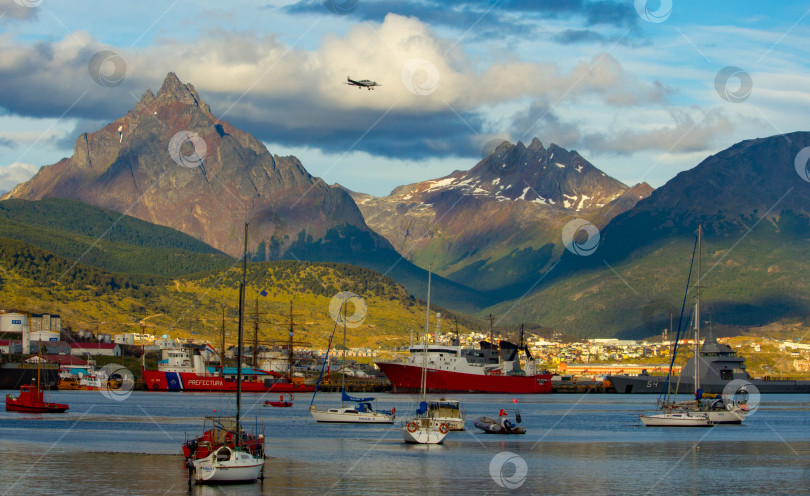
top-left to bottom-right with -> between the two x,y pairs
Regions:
0,0 -> 808,196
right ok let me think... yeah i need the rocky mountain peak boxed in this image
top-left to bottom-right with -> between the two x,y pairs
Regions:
149,72 -> 213,115
1,72 -> 370,258
528,137 -> 545,152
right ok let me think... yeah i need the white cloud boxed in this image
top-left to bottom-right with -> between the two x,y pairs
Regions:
0,162 -> 39,194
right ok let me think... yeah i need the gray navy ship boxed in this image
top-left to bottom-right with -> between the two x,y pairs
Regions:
607,328 -> 810,394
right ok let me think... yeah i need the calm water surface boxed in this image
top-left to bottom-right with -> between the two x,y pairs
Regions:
1,390 -> 809,495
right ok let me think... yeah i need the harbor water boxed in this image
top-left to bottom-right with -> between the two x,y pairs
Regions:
1,390 -> 809,495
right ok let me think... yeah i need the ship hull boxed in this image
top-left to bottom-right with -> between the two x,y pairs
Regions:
0,365 -> 59,390
5,397 -> 69,413
376,362 -> 552,394
607,375 -> 810,394
142,371 -> 314,393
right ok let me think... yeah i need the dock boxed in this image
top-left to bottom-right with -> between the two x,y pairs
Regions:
315,379 -> 391,393
552,380 -> 615,394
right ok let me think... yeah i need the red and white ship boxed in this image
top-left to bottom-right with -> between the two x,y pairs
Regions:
143,349 -> 314,393
376,340 -> 552,394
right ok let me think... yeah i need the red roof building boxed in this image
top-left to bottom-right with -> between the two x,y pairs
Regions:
41,355 -> 91,366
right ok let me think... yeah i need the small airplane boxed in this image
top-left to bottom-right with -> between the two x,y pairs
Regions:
345,76 -> 381,90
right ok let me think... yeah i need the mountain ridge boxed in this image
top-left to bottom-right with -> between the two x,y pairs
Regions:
349,138 -> 652,292
1,72 -> 489,310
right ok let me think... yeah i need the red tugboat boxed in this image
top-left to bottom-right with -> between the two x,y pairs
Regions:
6,382 -> 69,413
6,347 -> 69,413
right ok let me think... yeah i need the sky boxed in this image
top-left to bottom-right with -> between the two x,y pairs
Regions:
0,0 -> 808,196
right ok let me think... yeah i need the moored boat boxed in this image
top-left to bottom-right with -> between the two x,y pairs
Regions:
377,324 -> 552,394
143,349 -> 314,393
425,398 -> 465,431
400,265 -> 448,445
6,342 -> 69,413
473,413 -> 526,435
6,383 -> 69,413
264,394 -> 293,408
183,224 -> 264,485
639,411 -> 714,427
309,294 -> 396,424
402,416 -> 449,444
310,389 -> 395,423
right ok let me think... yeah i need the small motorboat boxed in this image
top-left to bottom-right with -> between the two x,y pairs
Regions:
264,394 -> 293,408
473,409 -> 525,434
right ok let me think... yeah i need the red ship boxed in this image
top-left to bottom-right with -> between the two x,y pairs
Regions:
6,382 -> 69,413
376,340 -> 552,394
143,349 -> 314,393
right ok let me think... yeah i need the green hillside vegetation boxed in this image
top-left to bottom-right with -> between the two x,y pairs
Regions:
0,198 -> 233,277
0,237 -> 477,349
486,229 -> 810,339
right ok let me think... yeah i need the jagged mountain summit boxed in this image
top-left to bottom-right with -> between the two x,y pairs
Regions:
3,72 -> 367,258
396,138 -> 630,209
2,73 -> 488,310
349,139 -> 652,292
486,131 -> 810,338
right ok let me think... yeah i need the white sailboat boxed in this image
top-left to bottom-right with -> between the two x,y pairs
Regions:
641,226 -> 716,428
401,265 -> 449,444
678,226 -> 746,424
186,224 -> 265,484
640,410 -> 714,427
310,294 -> 395,423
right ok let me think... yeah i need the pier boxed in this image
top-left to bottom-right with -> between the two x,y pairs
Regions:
552,380 -> 615,394
315,379 -> 391,393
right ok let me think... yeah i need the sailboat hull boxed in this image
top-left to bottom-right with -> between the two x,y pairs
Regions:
310,407 -> 395,423
401,419 -> 448,444
639,412 -> 714,427
193,450 -> 264,483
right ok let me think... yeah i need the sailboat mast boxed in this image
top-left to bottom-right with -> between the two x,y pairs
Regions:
288,300 -> 294,384
420,265 -> 431,403
37,338 -> 41,390
236,223 -> 248,444
694,225 -> 702,397
253,296 -> 259,368
341,298 -> 347,406
221,306 -> 226,378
